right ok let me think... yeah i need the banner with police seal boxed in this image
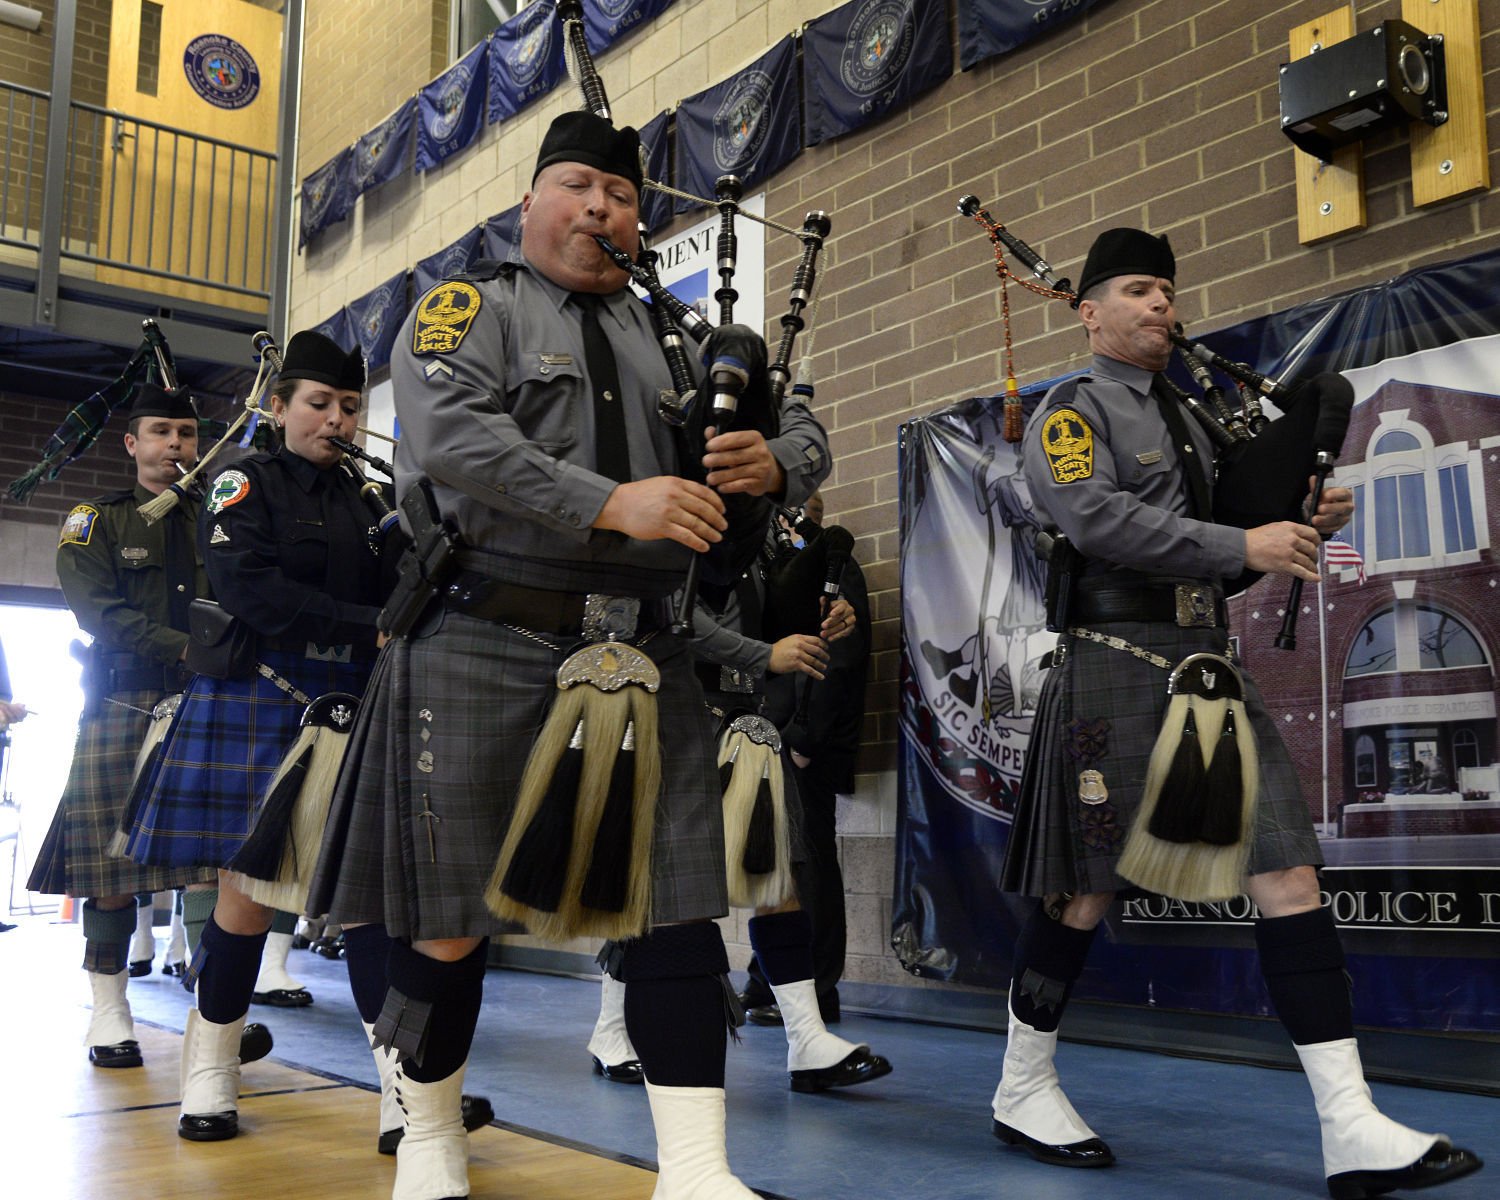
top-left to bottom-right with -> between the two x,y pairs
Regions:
488,0 -> 566,124
348,270 -> 410,374
299,148 -> 355,249
674,36 -> 800,207
414,227 -> 484,297
353,98 -> 416,200
803,0 -> 952,146
583,0 -> 677,53
416,40 -> 490,172
958,0 -> 1119,71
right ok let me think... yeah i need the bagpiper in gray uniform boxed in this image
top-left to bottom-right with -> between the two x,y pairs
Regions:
309,111 -> 829,1200
987,227 -> 1481,1199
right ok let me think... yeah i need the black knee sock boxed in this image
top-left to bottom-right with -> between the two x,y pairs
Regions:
382,938 -> 488,1083
343,923 -> 393,1026
193,915 -> 268,1025
747,910 -> 814,987
619,923 -> 732,1089
269,909 -> 297,936
1008,902 -> 1097,1033
1255,907 -> 1353,1045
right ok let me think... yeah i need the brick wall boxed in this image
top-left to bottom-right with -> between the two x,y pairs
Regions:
288,0 -> 1500,999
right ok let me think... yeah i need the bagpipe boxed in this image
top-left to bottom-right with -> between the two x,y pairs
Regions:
483,3 -> 837,937
957,197 -> 1354,903
7,319 -> 181,503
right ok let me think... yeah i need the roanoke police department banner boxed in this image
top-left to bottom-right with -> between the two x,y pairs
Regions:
957,0 -> 1119,70
583,0 -> 677,53
414,227 -> 483,297
675,36 -> 800,206
346,270 -> 409,373
487,0 -> 566,123
638,109 -> 673,233
298,147 -> 355,248
896,244 -> 1500,1033
803,0 -> 952,146
416,40 -> 489,171
352,98 -> 416,200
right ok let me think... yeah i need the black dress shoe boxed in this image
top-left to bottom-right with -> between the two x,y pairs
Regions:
309,934 -> 346,959
377,1092 -> 496,1154
128,959 -> 152,978
162,960 -> 186,977
239,1022 -> 273,1065
289,934 -> 311,950
745,1002 -> 784,1027
591,1055 -> 645,1084
178,1111 -> 238,1142
992,1118 -> 1114,1168
89,1040 -> 143,1068
250,987 -> 314,1008
1326,1142 -> 1483,1200
789,1047 -> 893,1093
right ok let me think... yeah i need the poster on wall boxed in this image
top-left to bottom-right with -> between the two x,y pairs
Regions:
638,192 -> 766,339
895,246 -> 1500,1032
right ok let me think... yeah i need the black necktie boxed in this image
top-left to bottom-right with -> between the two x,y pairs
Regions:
577,295 -> 632,484
1151,375 -> 1211,519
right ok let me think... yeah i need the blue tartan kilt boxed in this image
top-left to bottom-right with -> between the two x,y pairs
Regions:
123,649 -> 370,870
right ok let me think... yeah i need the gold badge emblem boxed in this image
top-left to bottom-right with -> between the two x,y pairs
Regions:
413,281 -> 482,356
1078,768 -> 1109,805
1041,408 -> 1093,483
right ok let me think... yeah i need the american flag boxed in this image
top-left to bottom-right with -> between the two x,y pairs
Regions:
1324,536 -> 1365,584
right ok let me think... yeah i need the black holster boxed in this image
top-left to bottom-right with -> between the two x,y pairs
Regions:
379,479 -> 463,638
1036,529 -> 1085,633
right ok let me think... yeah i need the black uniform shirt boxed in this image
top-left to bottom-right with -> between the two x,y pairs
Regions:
199,447 -> 384,649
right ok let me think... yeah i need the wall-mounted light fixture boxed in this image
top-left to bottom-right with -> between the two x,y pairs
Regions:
0,2 -> 42,32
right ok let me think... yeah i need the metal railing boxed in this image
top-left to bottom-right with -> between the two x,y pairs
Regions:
2,79 -> 278,301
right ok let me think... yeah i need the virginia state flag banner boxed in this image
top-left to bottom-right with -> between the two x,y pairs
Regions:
352,98 -> 415,199
299,147 -> 355,249
347,270 -> 409,373
414,227 -> 483,296
639,109 -> 672,233
488,0 -> 566,123
958,0 -> 1117,70
583,0 -> 677,53
804,0 -> 952,146
675,36 -> 800,207
482,204 -> 523,262
416,40 -> 489,171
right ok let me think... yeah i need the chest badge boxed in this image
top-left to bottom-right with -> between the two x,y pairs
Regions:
120,546 -> 149,561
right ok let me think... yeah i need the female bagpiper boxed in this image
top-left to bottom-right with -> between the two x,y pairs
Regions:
124,331 -> 387,1141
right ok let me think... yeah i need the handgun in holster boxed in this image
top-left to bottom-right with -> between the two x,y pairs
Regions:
1035,528 -> 1085,633
378,479 -> 462,638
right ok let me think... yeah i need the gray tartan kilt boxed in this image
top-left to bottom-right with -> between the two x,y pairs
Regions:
26,689 -> 215,898
1000,620 -> 1321,898
309,608 -> 729,941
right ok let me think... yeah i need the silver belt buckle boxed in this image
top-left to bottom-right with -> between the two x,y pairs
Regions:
1174,585 -> 1217,629
583,594 -> 641,642
718,666 -> 757,694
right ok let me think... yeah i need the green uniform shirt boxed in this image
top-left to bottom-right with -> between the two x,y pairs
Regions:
55,484 -> 208,668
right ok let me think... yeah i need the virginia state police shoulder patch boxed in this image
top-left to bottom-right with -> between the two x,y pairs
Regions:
59,504 -> 98,547
1041,407 -> 1094,484
413,281 -> 481,356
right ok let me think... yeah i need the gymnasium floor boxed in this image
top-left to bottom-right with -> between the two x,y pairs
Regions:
2,916 -> 1492,1200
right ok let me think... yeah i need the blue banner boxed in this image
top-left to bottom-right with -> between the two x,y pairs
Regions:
298,147 -> 355,249
352,98 -> 415,199
482,204 -> 523,263
675,36 -> 801,208
958,0 -> 1117,71
346,270 -> 409,373
416,40 -> 489,172
895,245 -> 1500,1032
804,0 -> 952,146
310,306 -> 352,351
583,0 -> 677,53
488,1 -> 566,123
638,108 -> 672,233
414,227 -> 484,296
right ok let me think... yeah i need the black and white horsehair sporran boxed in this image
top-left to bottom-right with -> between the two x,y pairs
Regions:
228,690 -> 361,914
717,712 -> 792,909
1117,652 -> 1259,902
485,640 -> 662,942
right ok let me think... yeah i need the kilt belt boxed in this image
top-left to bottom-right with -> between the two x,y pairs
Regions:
443,572 -> 673,639
1073,582 -> 1226,629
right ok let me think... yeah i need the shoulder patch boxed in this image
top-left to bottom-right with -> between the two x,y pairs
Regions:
206,469 -> 251,515
414,281 -> 482,356
1040,408 -> 1094,484
59,504 -> 99,547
